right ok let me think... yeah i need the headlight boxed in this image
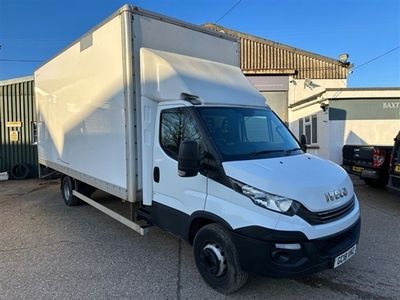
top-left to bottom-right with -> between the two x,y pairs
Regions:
231,179 -> 300,215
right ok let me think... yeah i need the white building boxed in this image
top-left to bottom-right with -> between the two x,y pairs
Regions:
289,88 -> 400,164
205,24 -> 399,165
204,24 -> 350,124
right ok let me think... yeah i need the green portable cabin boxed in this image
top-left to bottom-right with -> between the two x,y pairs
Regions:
0,76 -> 38,179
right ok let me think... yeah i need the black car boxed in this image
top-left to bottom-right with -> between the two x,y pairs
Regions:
342,144 -> 393,187
388,131 -> 400,194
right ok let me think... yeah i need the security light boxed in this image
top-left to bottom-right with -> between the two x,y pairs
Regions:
320,103 -> 329,112
339,53 -> 349,63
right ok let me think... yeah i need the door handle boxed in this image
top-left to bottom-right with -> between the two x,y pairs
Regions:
153,167 -> 160,183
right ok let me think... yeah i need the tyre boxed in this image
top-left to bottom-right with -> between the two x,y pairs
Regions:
364,178 -> 387,188
10,163 -> 30,180
61,176 -> 80,206
193,223 -> 248,294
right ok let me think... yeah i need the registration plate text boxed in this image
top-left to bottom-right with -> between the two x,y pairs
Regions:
352,166 -> 363,173
334,244 -> 357,268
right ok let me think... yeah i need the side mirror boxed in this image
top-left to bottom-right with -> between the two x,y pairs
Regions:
300,134 -> 307,152
178,140 -> 200,177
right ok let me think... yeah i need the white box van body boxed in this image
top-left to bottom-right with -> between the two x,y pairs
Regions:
35,5 -> 360,294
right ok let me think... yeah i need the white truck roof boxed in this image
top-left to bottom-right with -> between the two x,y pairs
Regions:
140,48 -> 266,107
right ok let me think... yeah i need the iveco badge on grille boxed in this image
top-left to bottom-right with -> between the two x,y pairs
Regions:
325,187 -> 348,202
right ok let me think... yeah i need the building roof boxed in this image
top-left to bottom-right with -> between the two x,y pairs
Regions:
0,75 -> 34,86
203,24 -> 350,80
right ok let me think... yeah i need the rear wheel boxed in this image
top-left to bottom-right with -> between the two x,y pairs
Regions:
10,163 -> 30,179
193,223 -> 248,294
61,176 -> 80,206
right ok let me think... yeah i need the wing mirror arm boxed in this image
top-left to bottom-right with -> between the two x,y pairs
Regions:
300,134 -> 308,152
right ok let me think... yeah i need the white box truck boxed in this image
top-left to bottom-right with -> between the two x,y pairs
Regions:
35,5 -> 361,294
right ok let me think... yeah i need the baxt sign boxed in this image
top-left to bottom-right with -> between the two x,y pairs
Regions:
383,101 -> 400,109
330,98 -> 400,120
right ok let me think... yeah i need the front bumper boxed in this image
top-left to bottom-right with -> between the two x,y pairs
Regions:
360,169 -> 380,179
342,165 -> 380,180
231,218 -> 361,278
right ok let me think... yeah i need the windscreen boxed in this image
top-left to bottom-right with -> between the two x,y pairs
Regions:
197,107 -> 301,161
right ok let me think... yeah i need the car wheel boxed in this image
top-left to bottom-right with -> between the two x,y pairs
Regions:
193,223 -> 248,294
61,176 -> 80,206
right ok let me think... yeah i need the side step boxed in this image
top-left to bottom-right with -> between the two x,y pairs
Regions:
72,190 -> 149,236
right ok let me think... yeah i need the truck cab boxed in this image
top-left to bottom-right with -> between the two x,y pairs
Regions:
136,49 -> 361,293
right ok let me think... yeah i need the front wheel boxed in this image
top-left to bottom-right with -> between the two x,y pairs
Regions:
61,176 -> 80,206
193,223 -> 248,294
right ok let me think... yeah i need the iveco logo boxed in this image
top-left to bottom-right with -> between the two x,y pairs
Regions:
325,187 -> 348,202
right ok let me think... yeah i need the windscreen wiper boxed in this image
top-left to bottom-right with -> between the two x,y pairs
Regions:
286,148 -> 302,154
250,149 -> 286,158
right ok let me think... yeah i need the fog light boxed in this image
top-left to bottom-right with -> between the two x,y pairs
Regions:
275,243 -> 301,250
272,251 -> 290,263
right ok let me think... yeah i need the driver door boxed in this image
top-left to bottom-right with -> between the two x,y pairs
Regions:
152,105 -> 207,236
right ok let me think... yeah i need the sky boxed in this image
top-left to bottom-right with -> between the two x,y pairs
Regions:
0,0 -> 399,87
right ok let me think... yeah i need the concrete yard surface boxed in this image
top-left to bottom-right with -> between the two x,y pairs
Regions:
0,178 -> 399,299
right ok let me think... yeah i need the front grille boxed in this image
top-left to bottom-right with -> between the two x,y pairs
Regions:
297,196 -> 355,225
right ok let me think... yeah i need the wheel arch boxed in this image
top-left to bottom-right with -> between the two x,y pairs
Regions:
188,211 -> 233,245
60,173 -> 67,189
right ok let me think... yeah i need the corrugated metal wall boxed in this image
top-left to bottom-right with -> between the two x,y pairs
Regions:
0,77 -> 38,178
204,24 -> 349,79
240,37 -> 347,79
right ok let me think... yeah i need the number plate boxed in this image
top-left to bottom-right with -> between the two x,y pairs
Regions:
395,165 -> 400,173
334,244 -> 357,268
352,166 -> 363,173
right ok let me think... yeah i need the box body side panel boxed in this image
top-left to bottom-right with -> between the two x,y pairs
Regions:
35,15 -> 128,194
133,14 -> 239,66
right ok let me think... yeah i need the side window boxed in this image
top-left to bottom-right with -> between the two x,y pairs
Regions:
31,121 -> 38,145
160,108 -> 201,160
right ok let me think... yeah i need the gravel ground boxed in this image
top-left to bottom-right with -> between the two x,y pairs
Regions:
0,177 -> 399,299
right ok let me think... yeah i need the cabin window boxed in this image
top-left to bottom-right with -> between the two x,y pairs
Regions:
160,108 -> 201,160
